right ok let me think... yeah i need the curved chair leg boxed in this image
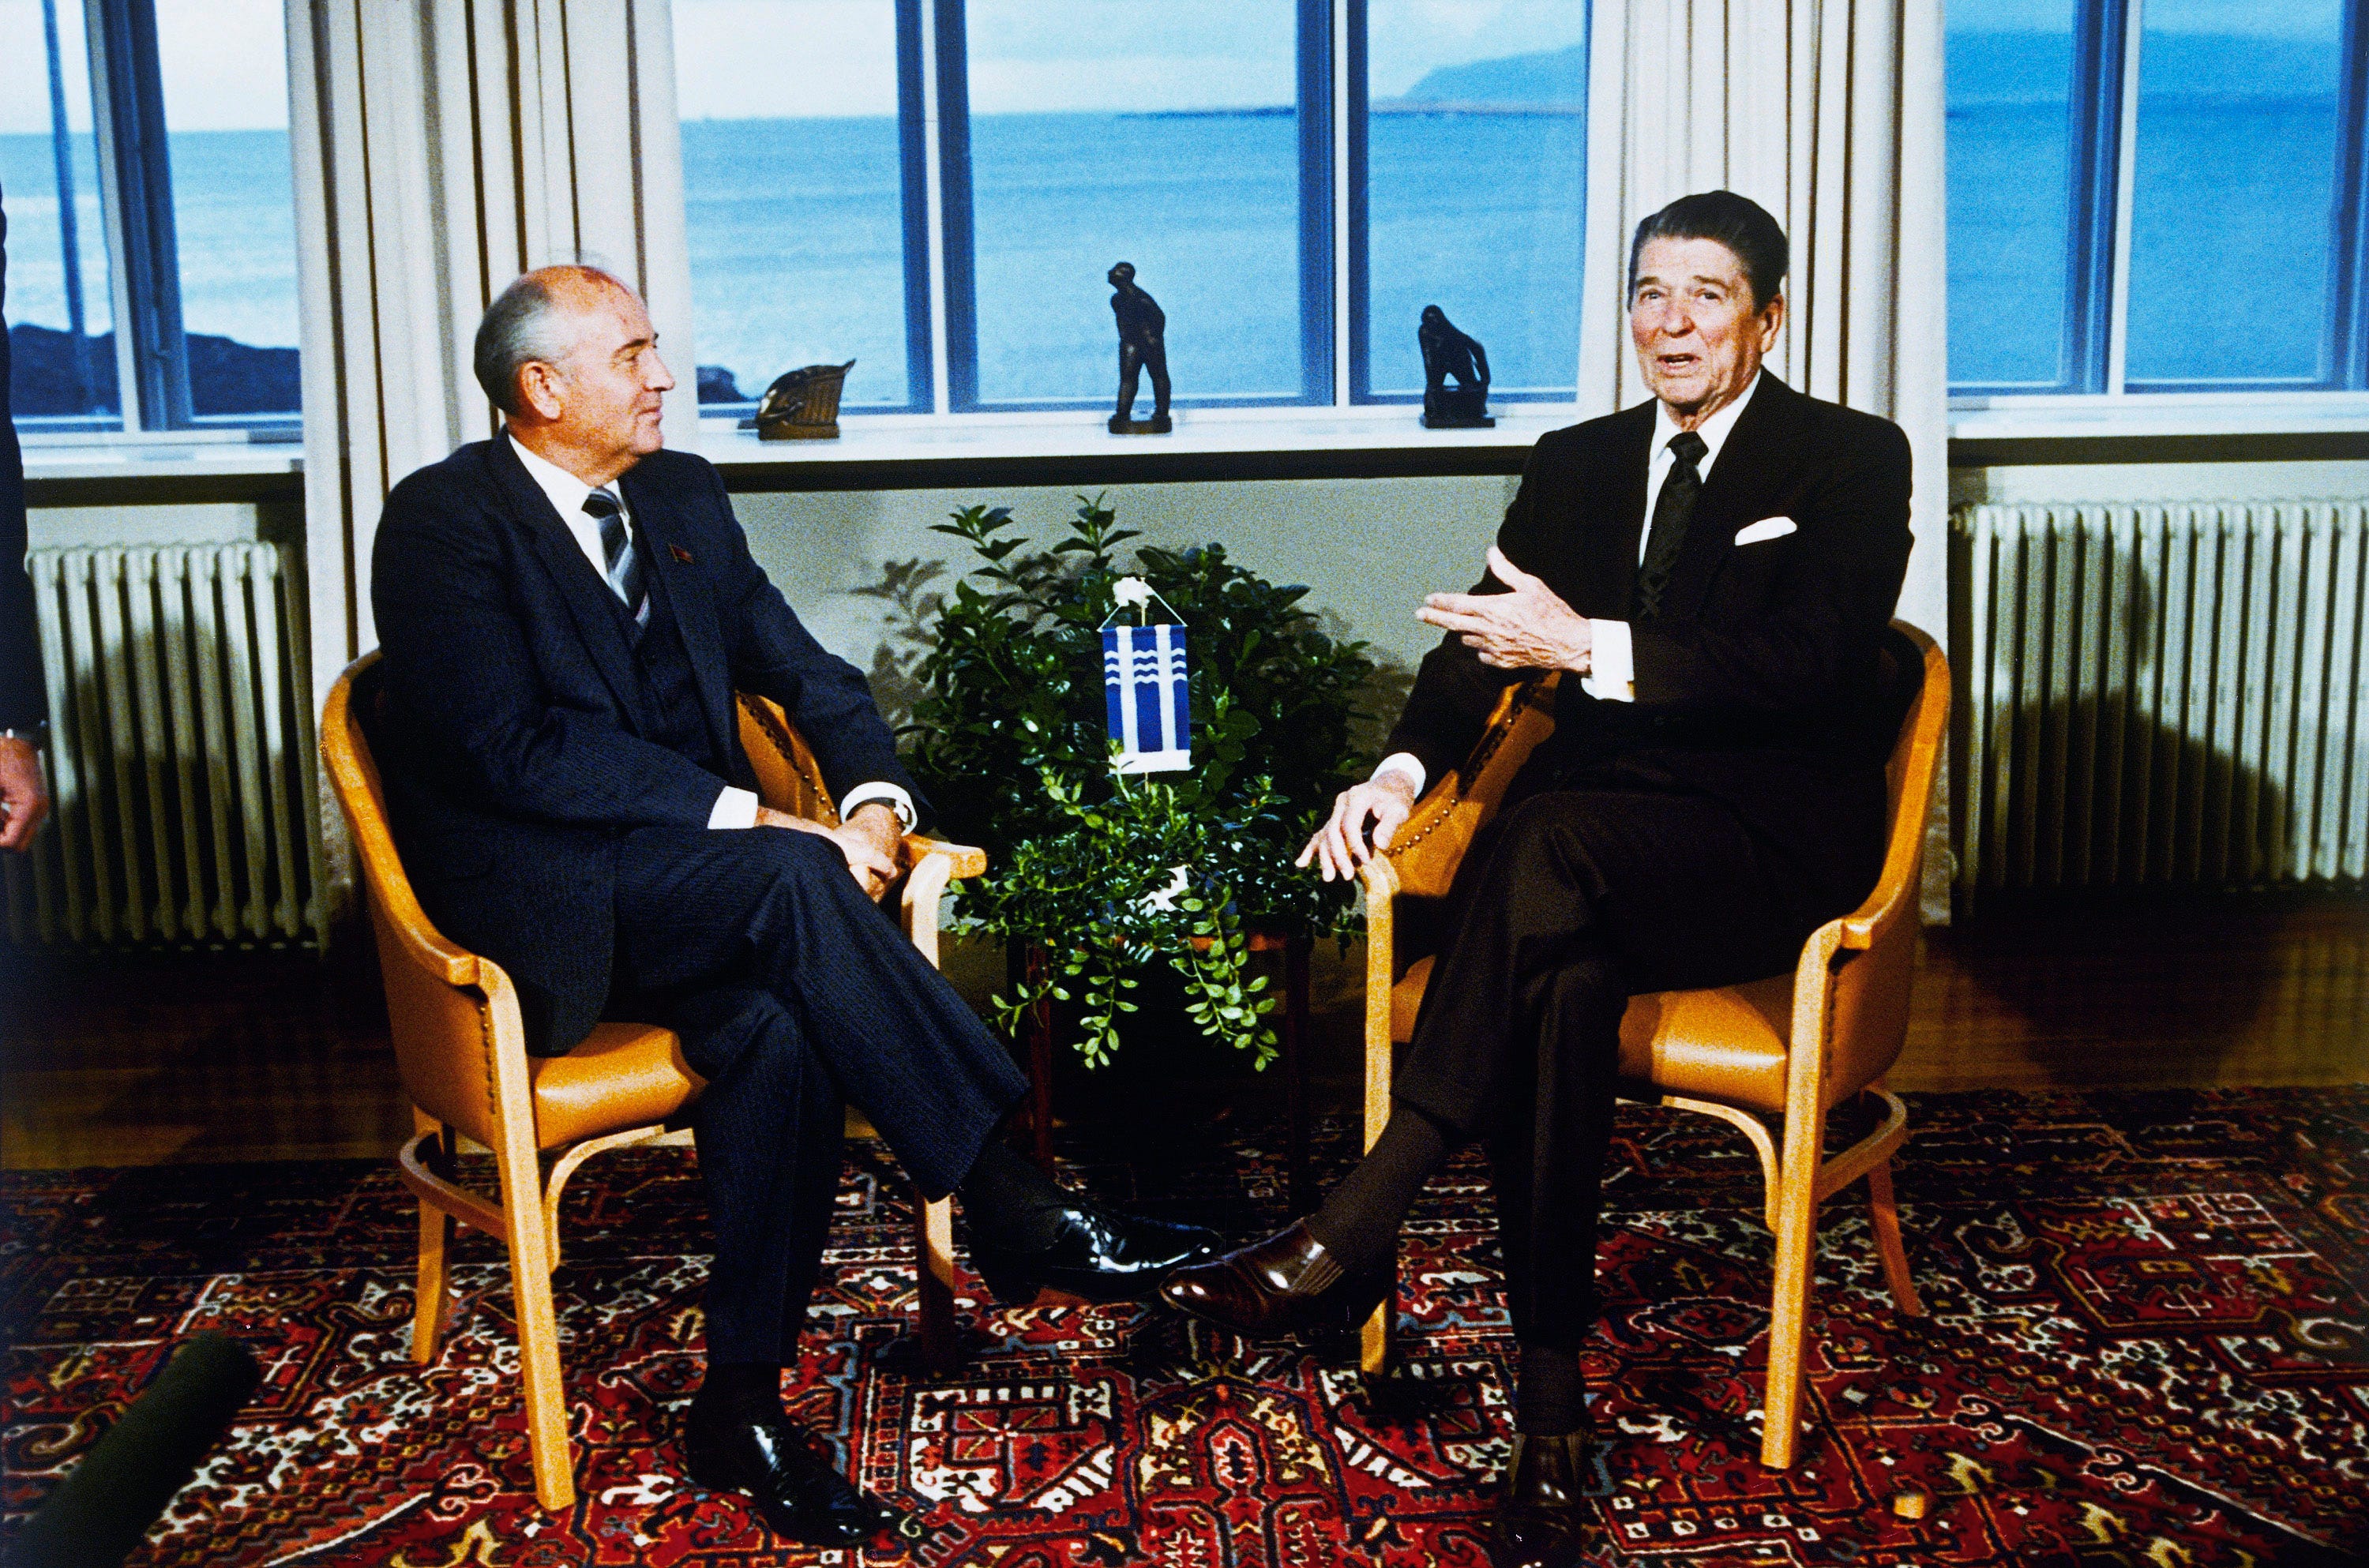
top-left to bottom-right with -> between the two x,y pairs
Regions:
495,1129 -> 576,1510
1865,1157 -> 1923,1316
916,1195 -> 959,1373
412,1113 -> 455,1364
1360,1292 -> 1392,1377
1760,1151 -> 1820,1469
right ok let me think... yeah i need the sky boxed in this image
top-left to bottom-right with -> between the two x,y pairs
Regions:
3,0 -> 2341,139
1,0 -> 290,133
676,0 -> 1591,118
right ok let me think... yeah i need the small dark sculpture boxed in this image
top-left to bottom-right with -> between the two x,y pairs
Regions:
1418,306 -> 1493,429
756,360 -> 855,440
1108,262 -> 1172,434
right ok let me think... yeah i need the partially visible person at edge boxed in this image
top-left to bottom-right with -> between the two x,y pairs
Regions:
368,264 -> 1218,1549
1,196 -> 56,854
1162,190 -> 1914,1568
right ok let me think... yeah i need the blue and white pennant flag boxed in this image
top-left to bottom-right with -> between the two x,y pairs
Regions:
1102,579 -> 1192,774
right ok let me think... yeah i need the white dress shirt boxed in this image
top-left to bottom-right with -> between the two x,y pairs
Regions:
1372,372 -> 1764,797
505,432 -> 914,833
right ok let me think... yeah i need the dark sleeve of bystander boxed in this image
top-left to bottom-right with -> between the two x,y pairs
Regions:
1,197 -> 48,732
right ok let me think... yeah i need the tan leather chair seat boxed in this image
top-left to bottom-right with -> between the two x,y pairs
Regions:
1391,957 -> 1794,1115
527,1024 -> 704,1150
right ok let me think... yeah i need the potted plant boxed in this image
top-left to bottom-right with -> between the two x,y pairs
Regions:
901,497 -> 1379,1067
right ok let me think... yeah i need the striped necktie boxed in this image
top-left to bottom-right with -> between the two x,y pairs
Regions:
583,487 -> 648,631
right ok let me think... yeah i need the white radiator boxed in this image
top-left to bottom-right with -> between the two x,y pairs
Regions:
1956,501 -> 2369,893
5,542 -> 328,948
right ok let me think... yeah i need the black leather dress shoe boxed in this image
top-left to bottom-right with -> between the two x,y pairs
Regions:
1491,1431 -> 1594,1568
1158,1220 -> 1391,1337
681,1410 -> 912,1547
970,1202 -> 1222,1306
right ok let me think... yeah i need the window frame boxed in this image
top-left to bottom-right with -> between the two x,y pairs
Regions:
13,0 -> 303,441
697,0 -> 1590,430
1950,0 -> 2369,406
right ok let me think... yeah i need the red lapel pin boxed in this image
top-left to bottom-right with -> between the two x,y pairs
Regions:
670,544 -> 695,564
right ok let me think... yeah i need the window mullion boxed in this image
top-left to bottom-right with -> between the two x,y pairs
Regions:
930,0 -> 977,413
77,0 -> 141,431
2102,0 -> 2142,397
1339,0 -> 1363,406
2335,0 -> 2369,389
1296,0 -> 1335,406
88,0 -> 191,430
896,0 -> 940,415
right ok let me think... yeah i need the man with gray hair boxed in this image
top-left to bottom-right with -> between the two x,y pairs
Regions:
367,265 -> 1216,1546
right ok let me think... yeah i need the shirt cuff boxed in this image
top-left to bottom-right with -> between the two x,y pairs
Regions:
1374,752 -> 1427,797
708,786 -> 760,830
838,782 -> 917,832
1580,619 -> 1635,703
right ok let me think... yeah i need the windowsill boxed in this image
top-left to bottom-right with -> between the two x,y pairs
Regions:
20,433 -> 304,482
1949,393 -> 2369,442
692,403 -> 1579,488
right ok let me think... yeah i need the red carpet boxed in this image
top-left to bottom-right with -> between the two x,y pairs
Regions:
5,1086 -> 2366,1565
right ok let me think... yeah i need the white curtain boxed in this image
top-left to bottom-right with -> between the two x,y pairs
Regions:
284,0 -> 695,906
1578,0 -> 1949,648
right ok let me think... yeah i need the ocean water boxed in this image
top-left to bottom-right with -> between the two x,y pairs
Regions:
3,42 -> 2358,415
682,109 -> 1586,410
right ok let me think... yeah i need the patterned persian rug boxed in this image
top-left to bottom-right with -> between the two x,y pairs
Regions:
4,1086 -> 2365,1566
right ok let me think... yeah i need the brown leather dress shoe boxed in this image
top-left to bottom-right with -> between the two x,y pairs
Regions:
1157,1220 -> 1389,1337
1490,1431 -> 1594,1568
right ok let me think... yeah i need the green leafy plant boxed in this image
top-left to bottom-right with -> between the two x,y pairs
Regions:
903,496 -> 1378,1065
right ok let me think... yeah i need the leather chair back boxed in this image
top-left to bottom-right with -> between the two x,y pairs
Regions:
320,655 -> 506,1149
1819,622 -> 1950,1106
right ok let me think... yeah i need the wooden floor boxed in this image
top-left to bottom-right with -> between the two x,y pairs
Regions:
3,894 -> 2362,1170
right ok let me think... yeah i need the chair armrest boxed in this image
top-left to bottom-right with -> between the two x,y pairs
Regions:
1374,776 -> 1471,901
906,835 -> 986,880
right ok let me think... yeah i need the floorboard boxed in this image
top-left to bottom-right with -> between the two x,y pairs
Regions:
3,894 -> 2361,1169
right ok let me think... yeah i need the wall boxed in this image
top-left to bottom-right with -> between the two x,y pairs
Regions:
726,475 -> 1522,680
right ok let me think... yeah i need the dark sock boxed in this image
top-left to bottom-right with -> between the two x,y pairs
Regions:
1514,1342 -> 1588,1437
958,1138 -> 1071,1251
691,1361 -> 783,1426
1302,1102 -> 1454,1273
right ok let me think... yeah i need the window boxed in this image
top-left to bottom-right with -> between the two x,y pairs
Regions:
674,0 -> 1591,422
1357,0 -> 1588,401
3,0 -> 301,434
1945,0 -> 2369,396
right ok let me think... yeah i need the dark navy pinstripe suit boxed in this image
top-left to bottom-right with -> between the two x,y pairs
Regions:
370,436 -> 1027,1360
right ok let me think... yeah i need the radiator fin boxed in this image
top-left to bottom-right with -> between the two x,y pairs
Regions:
1956,502 -> 2368,893
6,543 -> 328,949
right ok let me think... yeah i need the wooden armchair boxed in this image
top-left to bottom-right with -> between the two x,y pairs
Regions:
320,652 -> 984,1510
1357,621 -> 1948,1469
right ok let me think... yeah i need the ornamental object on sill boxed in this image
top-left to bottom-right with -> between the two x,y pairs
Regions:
1418,305 -> 1493,429
755,360 -> 856,440
1107,261 -> 1173,434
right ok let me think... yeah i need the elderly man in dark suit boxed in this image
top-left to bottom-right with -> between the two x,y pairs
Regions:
1163,192 -> 1913,1568
369,265 -> 1215,1548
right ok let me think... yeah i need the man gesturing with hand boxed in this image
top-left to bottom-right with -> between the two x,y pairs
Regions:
1169,192 -> 1914,1568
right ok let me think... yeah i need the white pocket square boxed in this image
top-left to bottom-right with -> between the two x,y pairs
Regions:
1734,516 -> 1797,546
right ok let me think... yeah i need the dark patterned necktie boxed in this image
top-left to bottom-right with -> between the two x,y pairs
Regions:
584,487 -> 648,630
1635,430 -> 1709,623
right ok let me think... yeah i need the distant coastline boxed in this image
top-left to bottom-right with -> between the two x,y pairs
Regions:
1128,101 -> 1581,119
